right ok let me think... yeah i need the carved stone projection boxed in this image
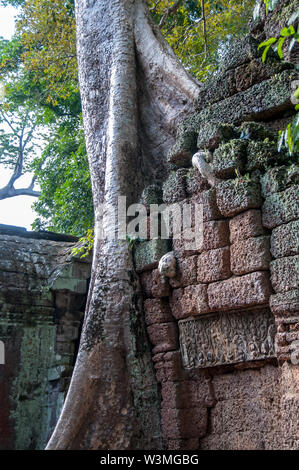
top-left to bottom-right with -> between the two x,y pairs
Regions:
179,308 -> 276,369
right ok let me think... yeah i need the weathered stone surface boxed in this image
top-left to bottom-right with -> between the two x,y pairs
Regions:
161,379 -> 214,409
235,57 -> 292,93
185,168 -> 210,195
197,69 -> 236,109
262,185 -> 299,229
161,407 -> 208,439
220,35 -> 262,72
0,230 -> 91,450
173,220 -> 229,257
179,308 -> 276,369
144,298 -> 173,326
230,236 -> 271,275
139,184 -> 163,209
194,70 -> 298,149
170,284 -> 210,320
162,169 -> 187,204
147,322 -> 179,354
239,121 -> 277,141
270,290 -> 299,317
191,189 -> 222,221
271,221 -> 299,259
140,268 -> 170,298
213,139 -> 247,178
208,271 -> 272,311
167,438 -> 199,451
134,239 -> 170,272
261,164 -> 299,198
169,255 -> 197,288
229,209 -> 264,243
216,179 -> 262,217
246,140 -> 286,172
167,131 -> 198,168
146,338 -> 170,369
197,247 -> 231,283
154,350 -> 189,383
270,256 -> 299,293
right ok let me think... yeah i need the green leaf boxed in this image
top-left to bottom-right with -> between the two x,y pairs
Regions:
277,37 -> 285,59
262,45 -> 270,62
258,37 -> 277,49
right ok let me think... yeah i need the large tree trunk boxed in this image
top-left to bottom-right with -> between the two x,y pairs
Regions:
46,0 -> 199,450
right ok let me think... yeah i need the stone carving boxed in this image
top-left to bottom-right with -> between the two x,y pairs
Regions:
179,308 -> 276,369
158,251 -> 177,278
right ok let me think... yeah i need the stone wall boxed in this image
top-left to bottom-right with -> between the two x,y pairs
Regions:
0,226 -> 91,449
134,5 -> 299,450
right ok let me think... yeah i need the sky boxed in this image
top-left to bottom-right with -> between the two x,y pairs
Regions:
0,5 -> 37,230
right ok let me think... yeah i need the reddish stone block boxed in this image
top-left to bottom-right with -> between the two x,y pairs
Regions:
169,288 -> 184,320
167,438 -> 199,451
229,209 -> 264,243
170,285 -> 210,320
162,407 -> 208,439
154,350 -> 188,383
270,256 -> 299,293
197,246 -> 231,283
270,290 -> 299,317
231,236 -> 271,275
208,271 -> 272,311
147,322 -> 178,354
191,188 -> 222,221
173,220 -> 229,257
271,221 -> 299,259
161,380 -> 214,409
140,269 -> 170,298
216,179 -> 262,218
144,298 -> 173,326
169,255 -> 197,288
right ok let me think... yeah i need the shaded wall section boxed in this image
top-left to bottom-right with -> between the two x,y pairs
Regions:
0,226 -> 91,450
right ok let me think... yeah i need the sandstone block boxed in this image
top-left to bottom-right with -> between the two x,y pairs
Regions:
144,298 -> 173,326
162,169 -> 188,204
134,239 -> 170,272
169,255 -> 197,288
230,236 -> 271,275
208,271 -> 272,311
216,179 -> 262,217
173,220 -> 229,258
246,140 -> 286,172
270,290 -> 299,317
220,35 -> 261,72
147,322 -> 178,354
181,284 -> 210,317
185,167 -> 210,195
261,164 -> 299,198
229,209 -> 264,243
161,380 -> 214,409
270,256 -> 299,293
161,407 -> 208,439
213,139 -> 247,178
154,350 -> 188,383
262,185 -> 299,229
197,246 -> 231,283
167,131 -> 198,168
271,221 -> 299,259
140,268 -> 170,298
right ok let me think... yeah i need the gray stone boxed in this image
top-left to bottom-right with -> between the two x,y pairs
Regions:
134,239 -> 170,272
271,221 -> 299,259
216,179 -> 262,217
262,185 -> 299,229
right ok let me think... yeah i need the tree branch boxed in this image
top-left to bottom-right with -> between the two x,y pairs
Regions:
0,184 -> 40,200
159,0 -> 184,28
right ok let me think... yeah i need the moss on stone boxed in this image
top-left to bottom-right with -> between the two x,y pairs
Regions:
213,139 -> 247,178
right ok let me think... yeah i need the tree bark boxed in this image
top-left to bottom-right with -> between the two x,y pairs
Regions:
46,0 -> 199,450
